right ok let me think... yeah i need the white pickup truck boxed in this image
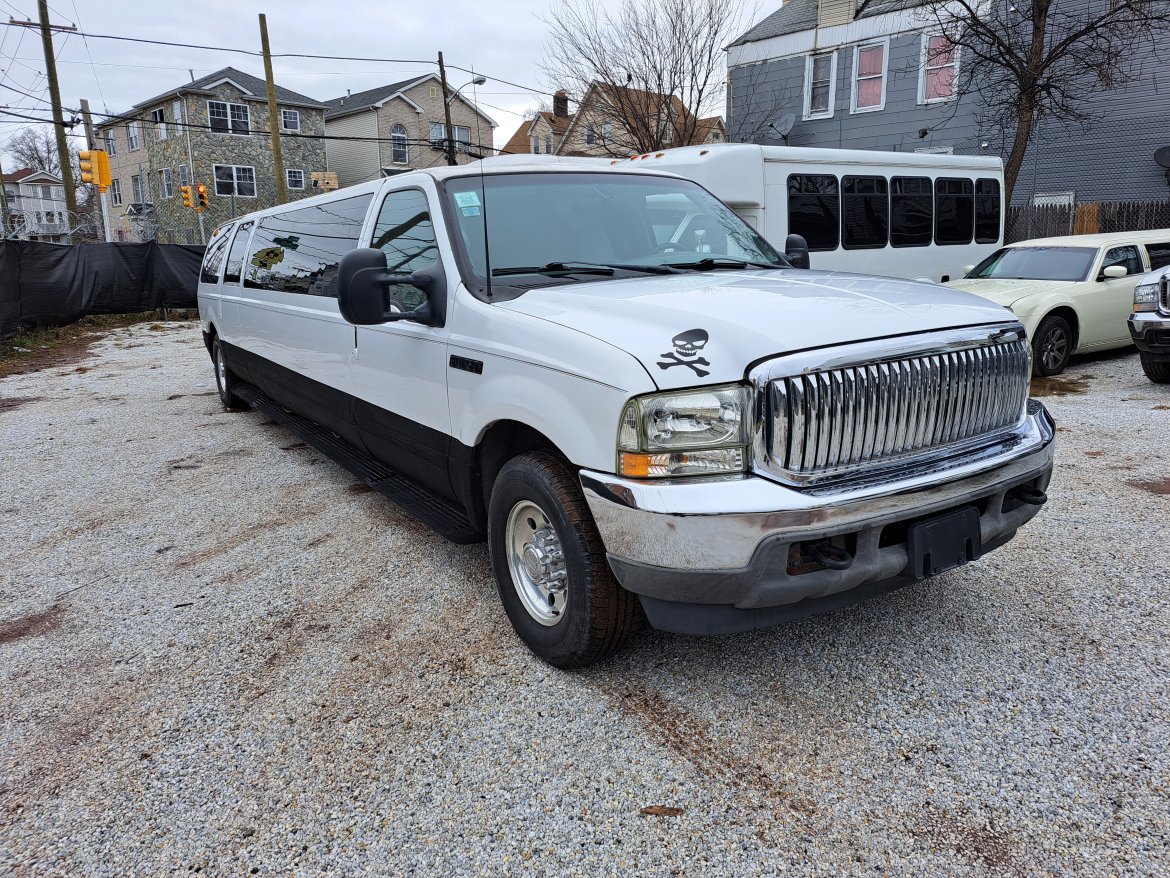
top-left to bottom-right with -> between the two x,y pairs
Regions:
198,156 -> 1055,668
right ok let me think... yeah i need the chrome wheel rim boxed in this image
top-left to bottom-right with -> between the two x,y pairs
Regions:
505,500 -> 568,626
1041,327 -> 1068,372
215,345 -> 227,395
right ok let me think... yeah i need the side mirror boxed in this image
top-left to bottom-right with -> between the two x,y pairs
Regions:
337,247 -> 442,326
784,233 -> 811,270
963,264 -> 975,274
1100,265 -> 1129,280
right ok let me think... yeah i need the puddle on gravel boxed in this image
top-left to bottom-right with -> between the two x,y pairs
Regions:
1029,374 -> 1093,397
0,396 -> 44,413
1128,477 -> 1170,496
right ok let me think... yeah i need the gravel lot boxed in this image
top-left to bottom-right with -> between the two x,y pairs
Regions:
1,321 -> 1168,877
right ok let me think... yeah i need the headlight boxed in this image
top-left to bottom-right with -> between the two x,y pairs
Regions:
616,384 -> 751,478
1134,283 -> 1160,312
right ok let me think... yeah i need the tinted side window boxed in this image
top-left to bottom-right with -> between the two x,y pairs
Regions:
223,222 -> 253,285
841,176 -> 889,249
935,178 -> 974,245
788,174 -> 840,252
974,178 -> 1001,244
200,231 -> 230,283
890,177 -> 933,248
1146,242 -> 1170,271
1102,245 -> 1141,277
244,194 -> 373,296
370,189 -> 438,310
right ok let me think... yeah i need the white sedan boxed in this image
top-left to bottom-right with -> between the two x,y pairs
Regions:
946,230 -> 1170,375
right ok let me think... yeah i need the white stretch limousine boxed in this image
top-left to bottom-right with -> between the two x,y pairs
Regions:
198,156 -> 1054,667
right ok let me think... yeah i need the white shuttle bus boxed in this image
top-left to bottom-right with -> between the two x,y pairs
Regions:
614,144 -> 1004,284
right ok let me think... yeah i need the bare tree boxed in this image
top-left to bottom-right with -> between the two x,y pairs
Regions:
6,126 -> 74,175
916,0 -> 1170,203
540,0 -> 744,156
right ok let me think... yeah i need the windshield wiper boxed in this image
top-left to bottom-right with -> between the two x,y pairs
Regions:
667,257 -> 786,271
492,262 -> 615,277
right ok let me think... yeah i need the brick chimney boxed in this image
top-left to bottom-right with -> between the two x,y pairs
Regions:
553,90 -> 569,118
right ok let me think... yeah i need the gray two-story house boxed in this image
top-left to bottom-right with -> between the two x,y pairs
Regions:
727,0 -> 1170,219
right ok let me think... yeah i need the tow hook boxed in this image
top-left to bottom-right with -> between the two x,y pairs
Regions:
1008,484 -> 1047,506
808,542 -> 853,571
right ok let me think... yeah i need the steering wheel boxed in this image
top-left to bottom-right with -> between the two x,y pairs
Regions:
651,242 -> 685,254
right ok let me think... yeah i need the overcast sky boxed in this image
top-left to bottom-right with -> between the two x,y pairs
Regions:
0,0 -> 767,169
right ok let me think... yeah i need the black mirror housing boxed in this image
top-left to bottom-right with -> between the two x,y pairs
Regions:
784,234 -> 811,270
338,247 -> 445,326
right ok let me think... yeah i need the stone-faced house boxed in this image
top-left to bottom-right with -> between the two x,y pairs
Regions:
1,167 -> 69,242
95,67 -> 327,243
323,74 -> 498,187
501,83 -> 725,158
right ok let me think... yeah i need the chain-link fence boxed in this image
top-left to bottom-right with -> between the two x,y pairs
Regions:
1006,199 -> 1170,243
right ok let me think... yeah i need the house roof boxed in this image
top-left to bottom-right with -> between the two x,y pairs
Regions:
695,116 -> 726,141
731,0 -> 923,46
122,66 -> 325,114
500,109 -> 575,155
3,167 -> 62,184
323,74 -> 433,119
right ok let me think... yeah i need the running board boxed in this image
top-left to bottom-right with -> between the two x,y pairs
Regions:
234,384 -> 484,545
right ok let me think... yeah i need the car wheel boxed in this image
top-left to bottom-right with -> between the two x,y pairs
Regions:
1032,315 -> 1073,377
1139,352 -> 1170,384
487,451 -> 641,668
212,338 -> 247,410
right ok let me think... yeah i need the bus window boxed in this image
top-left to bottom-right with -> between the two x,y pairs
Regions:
890,177 -> 932,247
935,178 -> 974,245
974,178 -> 1001,244
841,176 -> 889,249
788,174 -> 840,251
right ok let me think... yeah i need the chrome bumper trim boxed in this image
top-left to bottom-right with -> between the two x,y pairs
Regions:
581,401 -> 1054,572
1129,311 -> 1170,338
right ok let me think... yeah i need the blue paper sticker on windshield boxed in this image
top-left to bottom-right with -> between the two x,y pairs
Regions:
454,192 -> 481,208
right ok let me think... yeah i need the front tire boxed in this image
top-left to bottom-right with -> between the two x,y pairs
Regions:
487,451 -> 641,668
212,337 -> 247,410
1032,314 -> 1073,376
1140,352 -> 1170,384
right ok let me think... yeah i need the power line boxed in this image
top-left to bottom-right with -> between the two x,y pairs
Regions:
68,0 -> 108,112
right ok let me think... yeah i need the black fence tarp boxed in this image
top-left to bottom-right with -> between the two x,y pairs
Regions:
0,240 -> 204,341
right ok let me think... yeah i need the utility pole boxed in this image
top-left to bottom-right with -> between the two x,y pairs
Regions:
80,98 -> 113,242
258,14 -> 287,204
437,52 -> 457,167
34,1 -> 79,232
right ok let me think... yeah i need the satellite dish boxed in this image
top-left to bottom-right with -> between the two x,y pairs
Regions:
1156,147 -> 1170,169
775,113 -> 796,137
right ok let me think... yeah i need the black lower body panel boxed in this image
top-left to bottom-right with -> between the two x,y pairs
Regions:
233,383 -> 483,545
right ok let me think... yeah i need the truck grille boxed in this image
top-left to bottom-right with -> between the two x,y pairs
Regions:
766,338 -> 1031,484
1160,275 -> 1170,313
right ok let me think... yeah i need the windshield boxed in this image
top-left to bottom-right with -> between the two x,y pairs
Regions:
967,246 -> 1097,281
442,172 -> 786,296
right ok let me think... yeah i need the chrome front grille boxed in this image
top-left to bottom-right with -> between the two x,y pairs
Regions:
1160,275 -> 1170,313
764,336 -> 1031,485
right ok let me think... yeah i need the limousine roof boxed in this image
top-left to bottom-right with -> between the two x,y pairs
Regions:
1008,229 -> 1170,249
212,156 -> 682,231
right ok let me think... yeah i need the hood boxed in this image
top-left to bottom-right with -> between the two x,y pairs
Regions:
944,277 -> 1074,309
497,269 -> 1015,389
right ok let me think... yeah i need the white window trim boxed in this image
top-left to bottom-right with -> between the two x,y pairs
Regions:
917,32 -> 961,105
207,100 -> 251,136
850,37 -> 890,114
281,108 -> 301,132
213,164 -> 258,198
151,108 -> 167,140
158,168 -> 174,198
390,124 -> 410,164
286,168 -> 305,190
802,51 -> 837,120
127,121 -> 141,150
109,179 -> 122,206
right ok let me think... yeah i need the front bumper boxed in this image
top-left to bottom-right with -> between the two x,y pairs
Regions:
1128,311 -> 1170,356
581,401 -> 1055,634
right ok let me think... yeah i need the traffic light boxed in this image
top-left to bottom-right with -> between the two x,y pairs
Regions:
180,185 -> 194,209
195,184 -> 209,210
78,149 -> 111,191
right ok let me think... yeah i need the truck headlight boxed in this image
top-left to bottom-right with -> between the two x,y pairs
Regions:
616,384 -> 751,478
1134,282 -> 1160,312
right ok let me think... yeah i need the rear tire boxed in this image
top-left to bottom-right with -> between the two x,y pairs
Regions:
212,337 -> 247,410
1032,314 -> 1073,377
1140,352 -> 1170,384
487,451 -> 641,668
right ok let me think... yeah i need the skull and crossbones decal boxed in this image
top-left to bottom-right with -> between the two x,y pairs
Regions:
657,328 -> 711,377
